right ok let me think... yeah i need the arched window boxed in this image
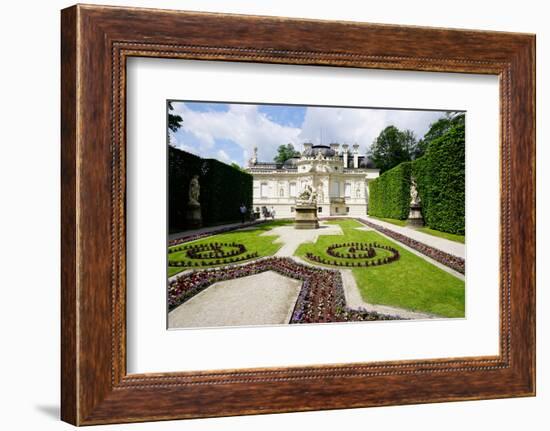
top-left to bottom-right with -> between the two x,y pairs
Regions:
279,188 -> 284,197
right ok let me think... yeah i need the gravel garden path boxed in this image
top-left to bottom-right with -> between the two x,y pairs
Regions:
262,221 -> 343,257
364,216 -> 465,259
168,220 -> 264,242
168,271 -> 302,328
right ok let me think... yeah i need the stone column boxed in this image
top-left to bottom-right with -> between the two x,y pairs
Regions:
342,144 -> 349,168
353,144 -> 359,168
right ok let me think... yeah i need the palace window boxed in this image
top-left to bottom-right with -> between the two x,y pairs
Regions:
344,183 -> 351,198
279,188 -> 284,197
260,182 -> 269,198
318,207 -> 323,213
331,181 -> 340,197
289,182 -> 297,197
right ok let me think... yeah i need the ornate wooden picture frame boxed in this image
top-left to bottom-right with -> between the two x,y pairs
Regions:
61,4 -> 535,425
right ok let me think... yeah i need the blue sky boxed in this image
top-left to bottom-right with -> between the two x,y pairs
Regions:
257,105 -> 306,127
169,101 -> 456,167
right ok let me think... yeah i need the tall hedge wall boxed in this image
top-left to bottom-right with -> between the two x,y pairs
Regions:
368,162 -> 412,220
414,126 -> 465,235
168,146 -> 253,232
367,122 -> 465,235
412,155 -> 430,222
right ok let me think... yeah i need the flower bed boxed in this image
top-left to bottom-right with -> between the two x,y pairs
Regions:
304,241 -> 400,268
168,257 -> 400,323
169,241 -> 259,267
358,218 -> 465,274
327,242 -> 377,259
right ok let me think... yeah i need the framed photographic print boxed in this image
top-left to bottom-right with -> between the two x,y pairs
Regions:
61,4 -> 535,425
164,101 -> 465,330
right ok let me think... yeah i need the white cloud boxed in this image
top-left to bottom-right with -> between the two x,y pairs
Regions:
171,103 -> 301,165
170,102 -> 454,165
299,107 -> 445,154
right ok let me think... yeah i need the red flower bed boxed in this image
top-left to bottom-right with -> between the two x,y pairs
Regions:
168,257 -> 400,323
169,241 -> 258,267
305,241 -> 400,268
327,242 -> 377,259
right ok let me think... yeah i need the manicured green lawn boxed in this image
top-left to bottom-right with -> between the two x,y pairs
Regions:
295,219 -> 465,317
369,216 -> 408,227
417,226 -> 465,244
168,220 -> 289,276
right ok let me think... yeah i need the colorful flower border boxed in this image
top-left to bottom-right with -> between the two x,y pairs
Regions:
168,257 -> 400,324
357,218 -> 465,274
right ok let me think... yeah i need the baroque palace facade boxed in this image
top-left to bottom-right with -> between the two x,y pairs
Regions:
246,142 -> 380,218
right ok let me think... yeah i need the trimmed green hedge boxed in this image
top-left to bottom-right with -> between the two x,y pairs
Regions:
368,122 -> 465,235
169,147 -> 253,232
415,126 -> 465,235
412,155 -> 430,222
368,162 -> 412,220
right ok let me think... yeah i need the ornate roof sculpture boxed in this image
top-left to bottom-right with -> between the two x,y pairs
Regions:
302,144 -> 336,158
247,141 -> 377,172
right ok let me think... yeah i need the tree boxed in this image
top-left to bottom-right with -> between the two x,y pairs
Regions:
402,129 -> 418,160
230,162 -> 246,172
368,126 -> 416,173
168,101 -> 183,134
274,143 -> 300,164
416,112 -> 465,158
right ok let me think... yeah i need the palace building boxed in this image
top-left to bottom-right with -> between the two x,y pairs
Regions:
246,142 -> 380,218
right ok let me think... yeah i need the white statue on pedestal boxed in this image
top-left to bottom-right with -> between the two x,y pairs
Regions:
296,185 -> 317,206
188,175 -> 200,206
410,178 -> 421,205
407,177 -> 424,227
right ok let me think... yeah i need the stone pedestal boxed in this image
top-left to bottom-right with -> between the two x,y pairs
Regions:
185,203 -> 202,228
407,203 -> 424,227
294,205 -> 319,230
